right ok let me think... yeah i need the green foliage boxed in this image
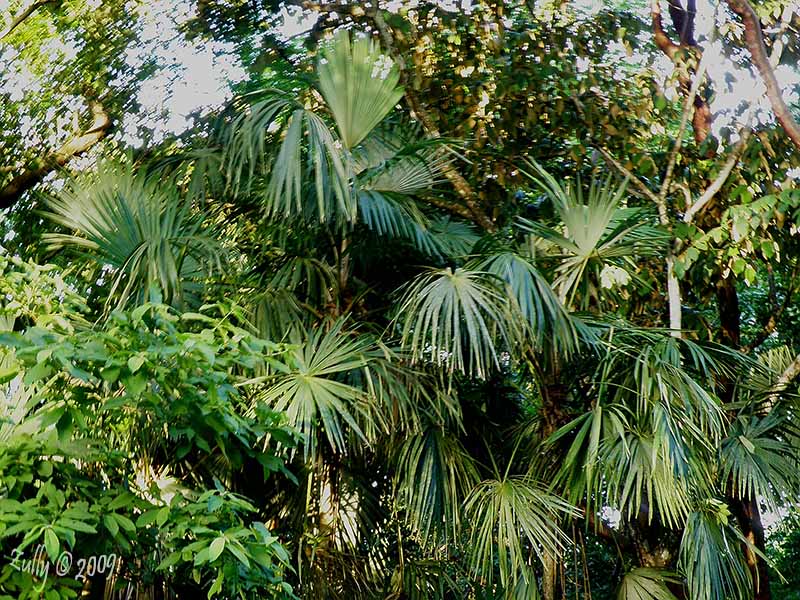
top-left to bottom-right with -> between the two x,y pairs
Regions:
768,507 -> 800,600
393,427 -> 479,546
519,162 -> 667,311
464,471 -> 578,590
616,568 -> 679,600
680,504 -> 752,600
7,3 -> 800,598
0,258 -> 295,599
43,162 -> 224,309
316,31 -> 404,150
397,267 -> 514,379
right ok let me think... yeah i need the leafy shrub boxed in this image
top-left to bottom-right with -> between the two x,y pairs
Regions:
0,258 -> 297,599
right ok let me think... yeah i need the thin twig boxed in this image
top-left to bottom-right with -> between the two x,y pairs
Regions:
658,48 -> 712,209
0,0 -> 58,41
683,126 -> 752,223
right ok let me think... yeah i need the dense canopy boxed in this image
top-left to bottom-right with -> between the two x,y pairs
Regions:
3,1 -> 800,599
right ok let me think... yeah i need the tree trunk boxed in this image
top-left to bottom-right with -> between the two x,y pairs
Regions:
542,553 -> 557,600
730,496 -> 772,600
0,100 -> 111,209
716,277 -> 741,348
715,273 -> 772,599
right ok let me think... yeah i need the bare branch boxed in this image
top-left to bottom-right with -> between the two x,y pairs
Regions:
683,128 -> 751,223
726,0 -> 800,150
658,48 -> 711,208
0,100 -> 111,209
597,148 -> 660,205
0,0 -> 58,41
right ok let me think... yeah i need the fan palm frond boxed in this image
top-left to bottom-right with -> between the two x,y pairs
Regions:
257,320 -> 376,458
357,191 -> 437,254
551,329 -> 736,526
396,267 -> 515,379
393,427 -> 479,546
464,473 -> 578,589
387,557 -> 463,600
602,427 -> 694,529
599,331 -> 728,442
426,216 -> 480,257
43,162 -> 223,309
349,346 -> 461,435
477,252 -> 582,356
148,147 -> 225,203
249,286 -> 309,342
270,256 -> 338,309
680,504 -> 752,600
223,93 -> 352,222
617,568 -> 680,600
317,31 -> 404,150
358,192 -> 476,258
354,134 -> 451,196
518,161 -> 668,310
719,413 -> 800,511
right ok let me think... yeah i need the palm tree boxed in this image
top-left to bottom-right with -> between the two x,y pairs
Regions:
39,28 -> 800,600
518,160 -> 668,312
223,30 -> 467,258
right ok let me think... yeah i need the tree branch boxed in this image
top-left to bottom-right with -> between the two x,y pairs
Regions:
668,0 -> 697,46
658,47 -> 711,207
652,0 -> 680,59
766,354 -> 800,411
652,0 -> 712,143
683,127 -> 751,223
0,0 -> 58,41
597,148 -> 661,205
418,194 -> 477,222
0,100 -> 111,209
370,8 -> 496,232
726,0 -> 800,150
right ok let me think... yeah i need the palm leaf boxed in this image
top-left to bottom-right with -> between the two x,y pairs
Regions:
617,568 -> 680,600
393,427 -> 479,546
426,216 -> 480,257
464,474 -> 578,589
270,256 -> 338,308
147,147 -> 226,203
358,192 -> 476,258
396,267 -> 515,379
257,320 -> 375,458
223,93 -> 352,222
387,558 -> 463,600
248,286 -> 309,342
477,252 -> 581,355
354,133 -> 452,196
719,413 -> 800,512
680,504 -> 752,600
317,31 -> 404,150
518,161 -> 668,310
43,162 -> 223,308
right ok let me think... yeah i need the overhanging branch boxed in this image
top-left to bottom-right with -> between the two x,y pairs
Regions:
683,126 -> 751,223
0,0 -> 58,41
0,100 -> 111,209
726,0 -> 800,150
